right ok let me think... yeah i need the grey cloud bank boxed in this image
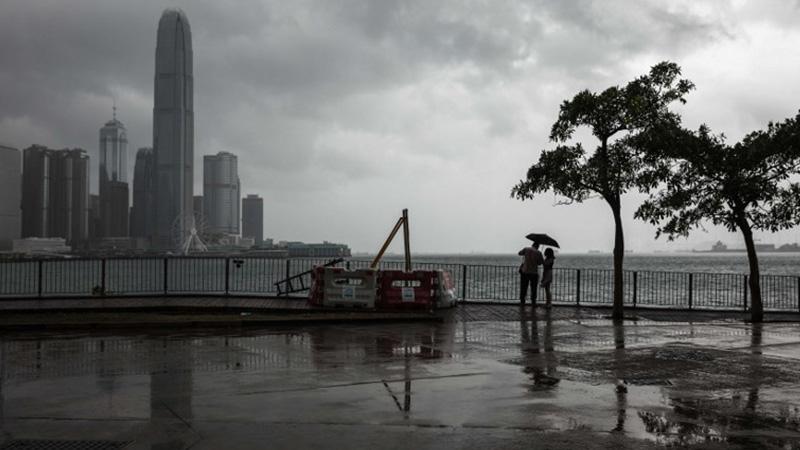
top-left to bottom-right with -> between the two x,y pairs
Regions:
1,0 -> 799,253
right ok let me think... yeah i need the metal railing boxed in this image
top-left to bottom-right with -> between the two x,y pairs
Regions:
0,256 -> 798,312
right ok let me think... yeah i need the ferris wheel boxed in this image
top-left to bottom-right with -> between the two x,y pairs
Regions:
171,212 -> 209,254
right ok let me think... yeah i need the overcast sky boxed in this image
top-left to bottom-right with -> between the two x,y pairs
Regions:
1,0 -> 799,253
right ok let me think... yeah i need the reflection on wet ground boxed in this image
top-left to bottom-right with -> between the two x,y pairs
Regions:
2,306 -> 800,448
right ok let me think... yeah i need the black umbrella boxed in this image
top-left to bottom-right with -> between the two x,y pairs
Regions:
525,233 -> 560,248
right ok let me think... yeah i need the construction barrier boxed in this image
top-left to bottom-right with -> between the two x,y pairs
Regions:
377,270 -> 436,310
321,268 -> 378,308
309,267 -> 457,310
308,266 -> 345,307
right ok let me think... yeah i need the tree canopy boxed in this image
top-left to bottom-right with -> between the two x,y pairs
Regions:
513,62 -> 694,204
634,112 -> 800,321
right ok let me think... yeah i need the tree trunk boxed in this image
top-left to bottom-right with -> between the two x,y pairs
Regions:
611,202 -> 625,322
739,220 -> 763,322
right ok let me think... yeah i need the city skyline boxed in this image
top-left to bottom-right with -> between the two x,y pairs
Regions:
1,2 -> 800,252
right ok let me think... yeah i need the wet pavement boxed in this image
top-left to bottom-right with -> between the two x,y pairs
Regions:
1,305 -> 800,448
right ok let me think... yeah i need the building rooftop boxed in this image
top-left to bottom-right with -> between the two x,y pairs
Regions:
205,151 -> 237,158
102,119 -> 125,129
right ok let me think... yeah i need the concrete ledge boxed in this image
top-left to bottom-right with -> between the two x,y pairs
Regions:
0,296 -> 311,312
0,310 -> 442,332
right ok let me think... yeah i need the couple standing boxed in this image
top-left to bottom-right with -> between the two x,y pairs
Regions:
518,243 -> 555,307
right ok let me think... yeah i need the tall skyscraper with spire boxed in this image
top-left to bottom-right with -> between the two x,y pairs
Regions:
100,103 -> 127,184
98,104 -> 129,237
153,8 -> 194,249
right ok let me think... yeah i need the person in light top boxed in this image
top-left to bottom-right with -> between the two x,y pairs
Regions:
541,247 -> 556,308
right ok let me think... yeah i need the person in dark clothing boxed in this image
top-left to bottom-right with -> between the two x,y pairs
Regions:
518,242 -> 544,305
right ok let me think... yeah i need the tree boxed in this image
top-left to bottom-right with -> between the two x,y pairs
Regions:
634,112 -> 800,322
511,62 -> 694,322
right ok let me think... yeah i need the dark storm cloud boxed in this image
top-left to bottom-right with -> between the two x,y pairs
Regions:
530,1 -> 730,82
2,0 -> 796,251
0,0 -> 725,162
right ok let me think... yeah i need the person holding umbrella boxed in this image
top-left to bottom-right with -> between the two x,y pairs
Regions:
519,233 -> 560,306
518,241 -> 544,306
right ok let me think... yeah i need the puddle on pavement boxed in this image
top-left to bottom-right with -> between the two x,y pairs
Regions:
506,341 -> 800,447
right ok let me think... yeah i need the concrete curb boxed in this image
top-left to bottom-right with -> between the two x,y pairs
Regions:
0,311 -> 443,333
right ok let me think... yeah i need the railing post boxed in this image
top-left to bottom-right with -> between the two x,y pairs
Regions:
101,258 -> 107,297
797,277 -> 800,313
163,257 -> 169,295
743,275 -> 748,311
37,259 -> 43,298
688,273 -> 693,310
225,257 -> 230,296
461,265 -> 467,301
575,269 -> 581,306
285,259 -> 291,284
632,271 -> 638,309
346,260 -> 351,270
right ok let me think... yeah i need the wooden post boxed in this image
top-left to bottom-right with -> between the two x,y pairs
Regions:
632,271 -> 638,309
370,216 -> 405,269
688,273 -> 693,310
402,209 -> 411,272
575,269 -> 581,306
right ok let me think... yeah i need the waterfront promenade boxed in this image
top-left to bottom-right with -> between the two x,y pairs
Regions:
2,256 -> 799,312
2,304 -> 800,448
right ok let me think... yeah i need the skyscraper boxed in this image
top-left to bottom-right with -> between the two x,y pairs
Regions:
193,195 -> 204,222
48,149 -> 90,244
203,152 -> 240,235
242,194 -> 263,246
99,108 -> 127,184
0,145 -> 21,250
21,145 -> 50,238
102,181 -> 129,238
99,108 -> 129,237
153,8 -> 194,249
89,194 -> 101,240
130,147 -> 155,239
21,146 -> 89,244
